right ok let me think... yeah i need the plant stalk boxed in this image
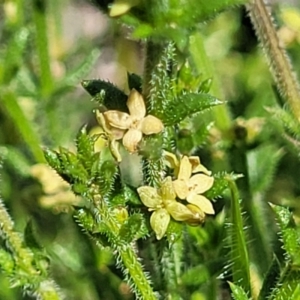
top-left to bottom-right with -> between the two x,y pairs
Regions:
247,0 -> 300,122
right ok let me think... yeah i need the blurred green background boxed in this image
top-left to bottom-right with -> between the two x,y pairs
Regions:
1,0 -> 300,299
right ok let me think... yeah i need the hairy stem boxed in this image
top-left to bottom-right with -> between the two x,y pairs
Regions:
247,0 -> 300,122
102,206 -> 157,299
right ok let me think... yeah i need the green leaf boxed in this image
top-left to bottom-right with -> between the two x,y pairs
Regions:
228,282 -> 250,300
76,125 -> 97,173
44,148 -> 62,173
227,180 -> 250,294
63,49 -> 101,87
271,204 -> 300,264
58,147 -> 89,184
119,213 -> 146,242
81,79 -> 128,112
159,92 -> 223,126
127,72 -> 142,92
247,144 -> 283,195
112,184 -> 141,206
98,160 -> 119,196
272,269 -> 300,300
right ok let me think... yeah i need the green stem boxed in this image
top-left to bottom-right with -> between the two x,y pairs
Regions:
32,0 -> 54,97
0,199 -> 62,299
1,89 -> 45,163
103,209 -> 157,299
119,246 -> 157,300
247,0 -> 300,122
142,41 -> 165,103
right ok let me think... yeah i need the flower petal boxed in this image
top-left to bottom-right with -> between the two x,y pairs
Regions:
178,156 -> 192,181
137,186 -> 162,208
165,200 -> 194,221
189,156 -> 211,175
187,194 -> 215,215
141,115 -> 164,135
160,176 -> 176,200
150,208 -> 170,240
127,89 -> 146,120
163,150 -> 179,170
185,204 -> 205,225
188,174 -> 214,194
173,179 -> 189,199
122,128 -> 142,152
104,111 -> 132,129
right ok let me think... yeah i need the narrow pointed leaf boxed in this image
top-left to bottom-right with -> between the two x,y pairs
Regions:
160,93 -> 223,126
227,180 -> 250,294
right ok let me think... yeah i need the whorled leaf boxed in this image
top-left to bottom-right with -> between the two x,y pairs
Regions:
81,79 -> 128,112
158,92 -> 223,126
76,125 -> 98,173
119,213 -> 147,242
271,204 -> 300,265
97,160 -> 119,197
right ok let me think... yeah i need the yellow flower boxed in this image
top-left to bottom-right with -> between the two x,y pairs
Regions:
163,150 -> 211,176
98,89 -> 164,153
172,155 -> 215,216
137,177 -> 198,240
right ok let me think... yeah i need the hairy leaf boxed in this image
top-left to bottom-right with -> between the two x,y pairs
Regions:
229,282 -> 249,300
81,79 -> 128,112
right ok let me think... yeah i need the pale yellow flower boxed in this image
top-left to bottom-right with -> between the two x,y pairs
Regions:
137,177 -> 198,240
163,150 -> 211,176
172,156 -> 215,215
99,89 -> 164,153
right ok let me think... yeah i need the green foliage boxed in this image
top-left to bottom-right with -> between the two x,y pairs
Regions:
229,282 -> 250,300
1,0 -> 300,299
271,204 -> 300,265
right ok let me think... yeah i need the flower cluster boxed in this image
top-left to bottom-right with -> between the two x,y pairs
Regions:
137,153 -> 214,240
94,89 -> 214,240
96,89 -> 164,161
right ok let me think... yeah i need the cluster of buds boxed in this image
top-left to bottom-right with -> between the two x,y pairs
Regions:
95,89 -> 214,240
137,152 -> 215,240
